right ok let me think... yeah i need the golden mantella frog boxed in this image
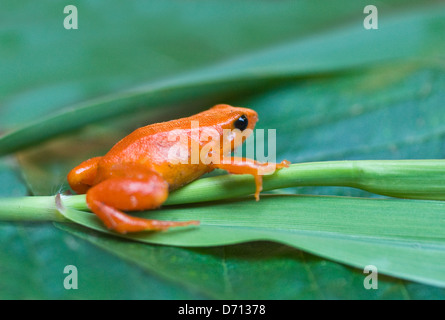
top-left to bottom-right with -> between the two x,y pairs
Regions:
67,104 -> 289,233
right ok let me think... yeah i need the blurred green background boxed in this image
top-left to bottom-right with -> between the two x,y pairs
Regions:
1,0 -> 445,299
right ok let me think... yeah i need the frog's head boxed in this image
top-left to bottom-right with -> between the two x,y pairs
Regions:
209,104 -> 258,132
207,104 -> 259,152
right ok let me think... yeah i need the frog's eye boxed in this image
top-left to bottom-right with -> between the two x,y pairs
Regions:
234,115 -> 248,131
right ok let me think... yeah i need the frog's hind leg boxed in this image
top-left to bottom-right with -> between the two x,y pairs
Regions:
86,166 -> 199,234
67,157 -> 102,194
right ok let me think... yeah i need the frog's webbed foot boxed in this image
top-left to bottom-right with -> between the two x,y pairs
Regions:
86,167 -> 198,234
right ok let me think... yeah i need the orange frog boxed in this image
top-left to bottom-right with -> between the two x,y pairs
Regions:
67,104 -> 290,234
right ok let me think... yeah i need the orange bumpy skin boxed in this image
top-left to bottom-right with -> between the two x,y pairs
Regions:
67,104 -> 290,233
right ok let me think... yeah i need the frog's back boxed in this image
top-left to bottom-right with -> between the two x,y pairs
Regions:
94,105 -> 258,188
96,119 -> 209,189
99,106 -> 234,164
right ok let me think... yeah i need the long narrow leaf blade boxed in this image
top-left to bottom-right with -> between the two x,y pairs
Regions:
4,159 -> 445,220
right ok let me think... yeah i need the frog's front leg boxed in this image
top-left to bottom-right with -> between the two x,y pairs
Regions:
211,157 -> 290,201
86,165 -> 199,234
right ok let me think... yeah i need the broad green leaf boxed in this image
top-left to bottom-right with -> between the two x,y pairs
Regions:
1,3 -> 444,155
2,0 -> 440,130
55,194 -> 445,288
59,223 -> 441,300
3,0 -> 445,300
0,223 -> 206,299
11,63 -> 445,298
0,157 -> 28,197
254,65 -> 445,164
11,62 -> 445,298
6,157 -> 445,296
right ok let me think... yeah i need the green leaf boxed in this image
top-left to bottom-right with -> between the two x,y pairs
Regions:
0,157 -> 28,197
55,193 -> 445,288
0,223 -> 208,299
1,3 -> 444,155
59,223 -> 438,300
10,63 -> 445,298
9,158 -> 445,222
3,0 -> 445,300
